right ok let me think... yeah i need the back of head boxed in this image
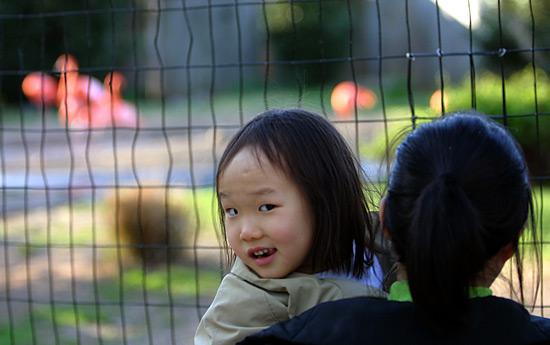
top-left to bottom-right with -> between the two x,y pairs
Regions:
384,111 -> 532,328
217,108 -> 374,277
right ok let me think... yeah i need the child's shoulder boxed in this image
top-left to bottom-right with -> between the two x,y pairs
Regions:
230,257 -> 387,314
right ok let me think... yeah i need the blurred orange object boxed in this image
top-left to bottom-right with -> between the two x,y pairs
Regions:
429,89 -> 449,113
330,81 -> 377,119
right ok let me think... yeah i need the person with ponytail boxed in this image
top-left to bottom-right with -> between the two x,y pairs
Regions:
238,111 -> 550,345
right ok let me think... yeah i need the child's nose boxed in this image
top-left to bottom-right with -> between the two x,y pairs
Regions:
239,220 -> 262,241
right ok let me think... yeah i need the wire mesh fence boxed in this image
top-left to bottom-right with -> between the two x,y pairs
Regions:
1,0 -> 549,344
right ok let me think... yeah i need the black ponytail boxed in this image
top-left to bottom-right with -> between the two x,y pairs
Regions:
406,173 -> 486,326
385,112 -> 534,330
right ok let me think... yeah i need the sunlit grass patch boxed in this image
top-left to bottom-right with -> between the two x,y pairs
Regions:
122,265 -> 221,296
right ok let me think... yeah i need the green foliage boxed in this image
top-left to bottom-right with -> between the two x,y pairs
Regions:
265,1 -> 362,85
476,1 -> 550,74
534,185 -> 550,238
446,66 -> 550,116
359,118 -> 411,162
358,110 -> 435,168
1,0 -> 141,104
445,65 -> 550,175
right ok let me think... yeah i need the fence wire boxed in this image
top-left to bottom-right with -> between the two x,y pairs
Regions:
0,0 -> 549,344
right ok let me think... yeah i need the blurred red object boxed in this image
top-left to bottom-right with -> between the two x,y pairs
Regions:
330,81 -> 377,119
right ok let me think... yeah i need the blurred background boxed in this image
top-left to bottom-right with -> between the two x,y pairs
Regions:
0,0 -> 549,344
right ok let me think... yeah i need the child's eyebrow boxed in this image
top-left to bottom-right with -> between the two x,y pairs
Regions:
218,188 -> 274,199
250,188 -> 275,196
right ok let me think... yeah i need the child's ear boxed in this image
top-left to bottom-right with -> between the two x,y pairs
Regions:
379,197 -> 392,242
497,225 -> 524,266
497,242 -> 516,266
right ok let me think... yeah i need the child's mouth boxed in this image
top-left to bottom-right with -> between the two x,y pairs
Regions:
248,248 -> 277,266
251,248 -> 276,258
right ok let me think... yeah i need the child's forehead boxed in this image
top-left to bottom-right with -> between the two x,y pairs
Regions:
217,147 -> 304,197
218,146 -> 298,189
228,145 -> 285,172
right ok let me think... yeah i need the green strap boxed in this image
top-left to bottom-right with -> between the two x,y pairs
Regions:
389,280 -> 492,302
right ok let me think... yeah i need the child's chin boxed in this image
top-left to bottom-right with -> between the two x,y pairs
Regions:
253,267 -> 288,279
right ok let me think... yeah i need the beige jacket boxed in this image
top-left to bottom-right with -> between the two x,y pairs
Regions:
194,258 -> 388,345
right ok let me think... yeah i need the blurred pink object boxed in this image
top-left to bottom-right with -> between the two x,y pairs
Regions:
21,72 -> 58,107
55,54 -> 105,128
21,53 -> 141,129
94,71 -> 140,128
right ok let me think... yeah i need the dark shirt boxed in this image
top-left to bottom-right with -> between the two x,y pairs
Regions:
238,296 -> 550,345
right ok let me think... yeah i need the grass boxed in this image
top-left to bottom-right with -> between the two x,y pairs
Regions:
122,265 -> 221,297
0,304 -> 112,345
0,265 -> 222,345
0,187 -> 219,244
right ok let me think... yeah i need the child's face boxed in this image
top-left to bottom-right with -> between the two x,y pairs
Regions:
218,147 -> 314,278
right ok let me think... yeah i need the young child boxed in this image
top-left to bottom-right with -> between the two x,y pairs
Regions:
239,111 -> 550,344
194,108 -> 391,345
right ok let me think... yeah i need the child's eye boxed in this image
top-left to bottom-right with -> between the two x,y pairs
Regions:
259,204 -> 276,212
225,208 -> 238,216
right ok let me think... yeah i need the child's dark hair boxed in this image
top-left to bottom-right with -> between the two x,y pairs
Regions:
384,111 -> 537,327
216,108 -> 375,278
